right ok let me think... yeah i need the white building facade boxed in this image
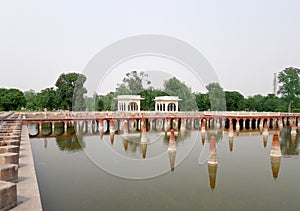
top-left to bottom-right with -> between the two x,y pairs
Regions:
116,95 -> 144,112
154,96 -> 181,112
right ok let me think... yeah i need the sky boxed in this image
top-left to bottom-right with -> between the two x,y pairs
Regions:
1,0 -> 300,97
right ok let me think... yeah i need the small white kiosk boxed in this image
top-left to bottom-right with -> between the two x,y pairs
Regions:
116,95 -> 144,111
154,96 -> 181,112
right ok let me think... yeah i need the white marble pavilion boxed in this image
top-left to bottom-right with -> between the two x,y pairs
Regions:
154,96 -> 181,112
115,95 -> 144,111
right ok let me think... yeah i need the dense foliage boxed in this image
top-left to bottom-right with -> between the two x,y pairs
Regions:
0,67 -> 299,112
0,72 -> 87,111
277,67 -> 300,112
0,88 -> 26,111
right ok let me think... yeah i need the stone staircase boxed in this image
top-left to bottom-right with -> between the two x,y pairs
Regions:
0,113 -> 21,211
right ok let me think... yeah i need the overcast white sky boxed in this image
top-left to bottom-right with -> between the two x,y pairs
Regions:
1,0 -> 300,97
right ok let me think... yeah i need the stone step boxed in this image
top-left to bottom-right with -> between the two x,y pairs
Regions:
0,153 -> 19,165
0,163 -> 18,183
0,136 -> 21,141
0,146 -> 19,154
0,140 -> 20,147
0,181 -> 17,210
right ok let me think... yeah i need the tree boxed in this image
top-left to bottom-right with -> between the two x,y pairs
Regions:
97,92 -> 117,111
35,88 -> 58,111
195,93 -> 210,111
206,83 -> 226,111
115,70 -> 151,95
97,99 -> 104,111
0,88 -> 26,111
140,89 -> 168,111
225,91 -> 245,111
24,89 -> 38,110
262,94 -> 285,112
277,67 -> 300,112
55,73 -> 87,111
245,94 -> 264,111
163,77 -> 198,111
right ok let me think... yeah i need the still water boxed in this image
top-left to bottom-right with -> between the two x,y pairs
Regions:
30,127 -> 300,211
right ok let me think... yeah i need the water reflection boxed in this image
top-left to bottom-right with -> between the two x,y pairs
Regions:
228,137 -> 233,152
141,124 -> 148,159
207,136 -> 218,191
56,135 -> 85,152
168,129 -> 176,171
208,163 -> 217,191
123,139 -> 128,151
28,122 -> 300,192
270,156 -> 281,180
29,120 -> 300,211
280,128 -> 300,157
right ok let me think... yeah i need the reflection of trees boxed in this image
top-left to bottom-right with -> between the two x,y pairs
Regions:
280,128 -> 299,156
41,122 -> 51,136
56,135 -> 85,152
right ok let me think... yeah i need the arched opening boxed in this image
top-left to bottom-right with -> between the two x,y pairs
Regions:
129,102 -> 138,111
251,119 -> 256,129
168,103 -> 176,111
238,119 -> 243,130
245,119 -> 250,130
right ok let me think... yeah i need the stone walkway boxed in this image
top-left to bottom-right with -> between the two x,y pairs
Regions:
11,125 -> 42,211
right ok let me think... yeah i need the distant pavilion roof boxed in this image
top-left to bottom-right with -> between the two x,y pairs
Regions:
115,95 -> 145,100
154,96 -> 182,101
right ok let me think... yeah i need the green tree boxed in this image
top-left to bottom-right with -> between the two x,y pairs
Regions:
97,99 -> 104,111
262,94 -> 285,112
206,83 -> 226,111
35,88 -> 58,111
116,70 -> 151,95
0,88 -> 26,111
277,67 -> 300,112
245,94 -> 264,111
24,89 -> 38,110
55,73 -> 87,111
225,91 -> 245,111
195,93 -> 210,111
97,92 -> 117,111
163,77 -> 198,111
140,89 -> 168,111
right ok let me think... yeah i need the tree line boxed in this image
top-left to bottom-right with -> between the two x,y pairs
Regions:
96,68 -> 300,112
0,72 -> 87,111
0,67 -> 299,112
